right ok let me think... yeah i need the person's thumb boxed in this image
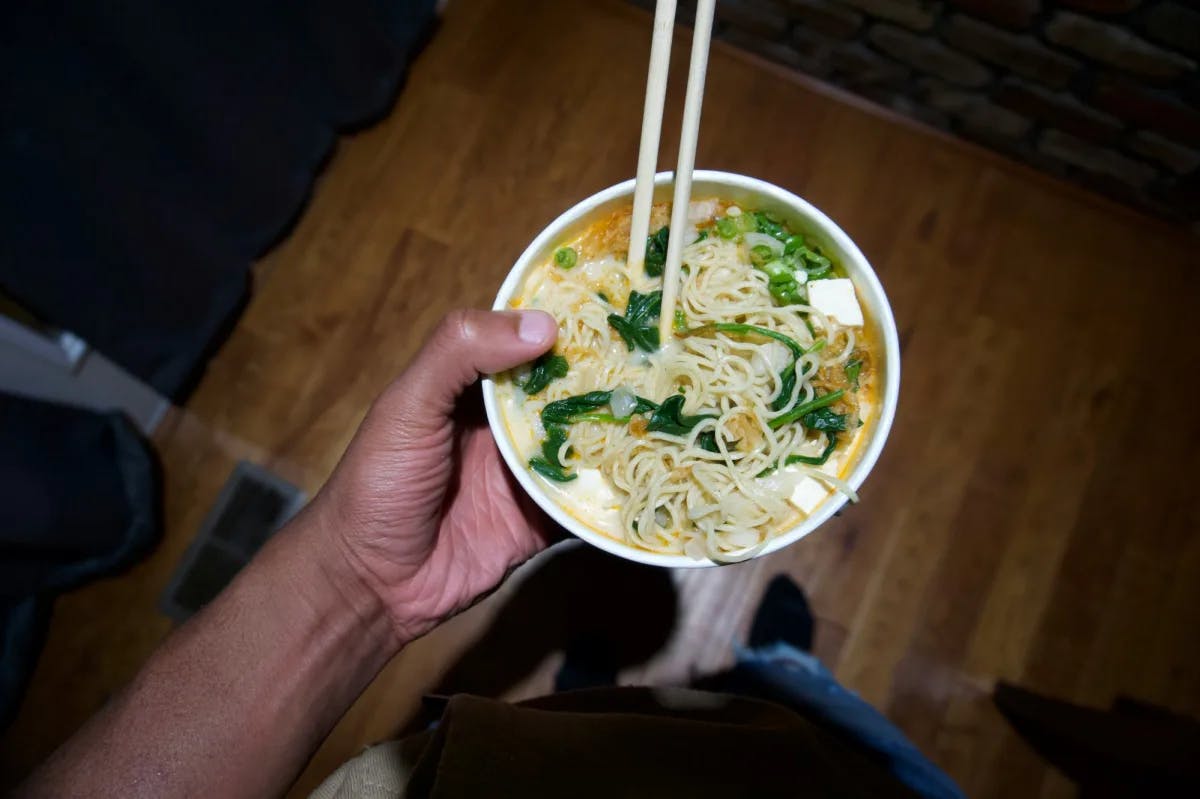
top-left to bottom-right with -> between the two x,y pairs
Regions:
387,309 -> 557,420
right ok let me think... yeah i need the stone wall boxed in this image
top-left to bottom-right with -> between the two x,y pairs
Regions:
629,0 -> 1200,226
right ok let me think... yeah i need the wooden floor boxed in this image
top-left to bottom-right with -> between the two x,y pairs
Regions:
4,0 -> 1199,795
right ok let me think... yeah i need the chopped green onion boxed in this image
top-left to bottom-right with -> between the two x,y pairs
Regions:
715,217 -> 739,239
760,260 -> 792,280
800,249 -> 832,278
554,247 -> 578,268
673,308 -> 688,332
750,245 -> 775,267
769,282 -> 805,306
753,211 -> 788,241
783,234 -> 805,255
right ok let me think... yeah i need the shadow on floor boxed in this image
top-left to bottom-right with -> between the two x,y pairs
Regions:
994,683 -> 1200,795
424,542 -> 679,704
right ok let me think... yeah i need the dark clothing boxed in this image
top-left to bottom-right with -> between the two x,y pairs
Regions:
0,0 -> 436,398
0,393 -> 159,726
407,688 -> 924,798
312,681 -> 964,798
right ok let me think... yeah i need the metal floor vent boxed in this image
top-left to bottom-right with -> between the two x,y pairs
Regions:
160,461 -> 306,621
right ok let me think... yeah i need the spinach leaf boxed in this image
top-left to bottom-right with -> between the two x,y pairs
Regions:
634,396 -> 660,415
541,423 -> 571,467
801,407 -> 847,432
757,434 -> 840,477
769,389 -> 845,430
625,289 -> 661,326
644,226 -> 669,277
770,338 -> 826,413
647,395 -> 717,437
541,390 -> 657,425
786,434 -> 839,466
682,322 -> 806,415
518,353 -> 568,396
680,322 -> 802,358
646,396 -> 731,453
529,457 -> 576,482
529,423 -> 577,482
608,290 -> 662,352
609,316 -> 659,352
541,391 -> 613,425
697,430 -> 722,453
770,364 -> 797,412
845,358 -> 863,389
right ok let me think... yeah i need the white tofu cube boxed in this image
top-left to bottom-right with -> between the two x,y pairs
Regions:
790,476 -> 830,514
808,278 -> 864,327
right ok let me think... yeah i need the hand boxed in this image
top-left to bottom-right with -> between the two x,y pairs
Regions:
311,309 -> 560,643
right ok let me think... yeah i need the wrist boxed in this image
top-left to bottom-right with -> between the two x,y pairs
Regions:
283,504 -> 408,657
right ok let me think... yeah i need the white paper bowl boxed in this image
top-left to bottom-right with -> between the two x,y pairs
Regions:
483,171 -> 900,568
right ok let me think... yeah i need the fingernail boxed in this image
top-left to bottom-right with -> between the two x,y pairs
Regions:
517,311 -> 555,344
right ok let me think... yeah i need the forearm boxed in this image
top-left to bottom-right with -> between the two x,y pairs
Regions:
19,508 -> 401,799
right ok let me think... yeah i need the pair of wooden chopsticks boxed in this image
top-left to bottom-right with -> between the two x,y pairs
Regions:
625,0 -> 718,345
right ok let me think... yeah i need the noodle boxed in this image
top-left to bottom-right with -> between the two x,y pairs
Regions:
503,201 -> 877,560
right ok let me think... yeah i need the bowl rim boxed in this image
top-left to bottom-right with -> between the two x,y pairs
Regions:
482,170 -> 901,568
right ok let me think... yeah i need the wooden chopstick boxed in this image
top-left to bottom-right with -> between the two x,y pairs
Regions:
658,0 -> 716,344
628,0 -> 677,276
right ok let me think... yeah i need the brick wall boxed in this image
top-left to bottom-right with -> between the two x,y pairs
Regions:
629,0 -> 1200,226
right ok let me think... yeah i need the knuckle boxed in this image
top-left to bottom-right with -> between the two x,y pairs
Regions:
437,309 -> 476,347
